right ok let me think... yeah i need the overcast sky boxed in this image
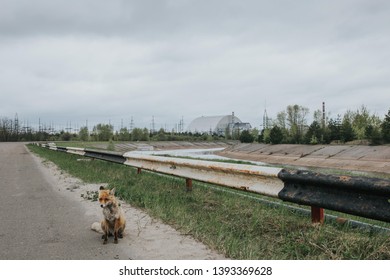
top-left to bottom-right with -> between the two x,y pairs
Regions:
1,0 -> 389,132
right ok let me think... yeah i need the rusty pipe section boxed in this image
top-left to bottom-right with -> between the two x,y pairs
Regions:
123,152 -> 284,198
278,169 -> 390,223
84,149 -> 126,164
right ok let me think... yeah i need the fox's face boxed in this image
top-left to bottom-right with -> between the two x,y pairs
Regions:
98,186 -> 117,208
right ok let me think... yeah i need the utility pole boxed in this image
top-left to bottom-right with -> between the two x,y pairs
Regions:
322,102 -> 326,129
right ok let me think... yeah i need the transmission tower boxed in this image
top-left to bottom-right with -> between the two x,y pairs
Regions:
66,121 -> 72,133
130,116 -> 134,132
178,116 -> 185,133
14,113 -> 19,136
322,101 -> 326,128
151,116 -> 155,134
263,108 -> 269,130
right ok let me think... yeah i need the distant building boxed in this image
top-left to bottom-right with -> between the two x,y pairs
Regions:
186,114 -> 251,135
229,122 -> 252,134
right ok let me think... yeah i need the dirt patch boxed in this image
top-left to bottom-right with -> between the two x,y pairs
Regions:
30,150 -> 227,260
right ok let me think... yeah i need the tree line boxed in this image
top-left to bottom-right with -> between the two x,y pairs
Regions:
0,119 -> 226,142
1,105 -> 390,145
256,105 -> 390,145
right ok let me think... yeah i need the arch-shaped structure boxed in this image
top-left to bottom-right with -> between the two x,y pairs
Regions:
187,115 -> 242,135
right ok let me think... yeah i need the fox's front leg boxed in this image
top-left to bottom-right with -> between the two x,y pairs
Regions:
103,232 -> 108,244
114,219 -> 121,244
114,231 -> 118,244
114,224 -> 119,244
101,220 -> 108,245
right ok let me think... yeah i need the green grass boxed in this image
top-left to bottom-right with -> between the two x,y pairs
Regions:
28,144 -> 390,259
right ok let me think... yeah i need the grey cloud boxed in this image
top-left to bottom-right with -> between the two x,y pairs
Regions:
1,0 -> 390,130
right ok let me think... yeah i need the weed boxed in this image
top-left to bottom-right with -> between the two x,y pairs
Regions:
81,190 -> 99,201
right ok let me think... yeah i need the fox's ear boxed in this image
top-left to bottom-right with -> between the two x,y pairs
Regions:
110,188 -> 116,195
99,186 -> 105,190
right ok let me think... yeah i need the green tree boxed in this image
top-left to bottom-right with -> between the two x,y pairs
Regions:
286,104 -> 309,143
365,125 -> 382,145
381,109 -> 390,143
141,128 -> 150,141
269,126 -> 284,144
239,130 -> 254,143
258,129 -> 271,143
275,111 -> 287,131
118,127 -> 130,141
60,131 -> 72,141
328,116 -> 342,142
131,128 -> 143,141
251,128 -> 259,142
156,128 -> 167,141
345,105 -> 382,140
305,121 -> 322,144
341,117 -> 355,143
78,126 -> 89,141
93,124 -> 113,141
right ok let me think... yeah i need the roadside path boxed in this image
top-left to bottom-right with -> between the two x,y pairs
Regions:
0,143 -> 225,260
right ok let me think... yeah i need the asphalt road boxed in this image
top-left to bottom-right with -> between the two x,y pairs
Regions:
0,143 -> 130,260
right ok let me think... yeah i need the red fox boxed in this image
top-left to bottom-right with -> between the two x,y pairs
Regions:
98,186 -> 126,244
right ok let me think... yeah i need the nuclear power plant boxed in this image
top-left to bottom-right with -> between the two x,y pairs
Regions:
186,112 -> 251,135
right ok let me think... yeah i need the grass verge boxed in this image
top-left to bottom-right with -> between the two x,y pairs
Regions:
28,144 -> 390,259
